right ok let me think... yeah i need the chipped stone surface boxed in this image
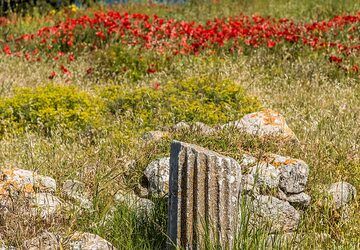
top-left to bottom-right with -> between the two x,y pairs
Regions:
266,154 -> 309,194
114,191 -> 154,215
241,174 -> 258,194
144,157 -> 170,197
172,121 -> 190,131
168,141 -> 242,249
278,190 -> 311,208
249,195 -> 300,233
0,167 -> 56,197
222,109 -> 298,142
63,180 -> 92,210
142,130 -> 169,142
68,232 -> 116,250
30,193 -> 61,219
250,162 -> 280,189
327,182 -> 357,209
23,231 -> 60,250
240,154 -> 257,167
192,122 -> 215,134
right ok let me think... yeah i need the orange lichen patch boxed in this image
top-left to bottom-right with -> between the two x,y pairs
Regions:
1,168 -> 16,180
263,154 -> 299,168
0,167 -> 38,196
283,158 -> 298,165
262,109 -> 284,126
23,183 -> 35,193
0,185 -> 8,195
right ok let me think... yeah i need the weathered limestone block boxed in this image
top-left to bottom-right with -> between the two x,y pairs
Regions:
222,109 -> 298,142
278,190 -> 311,208
248,195 -> 300,233
168,141 -> 242,249
114,191 -> 154,215
62,180 -> 92,210
265,154 -> 309,194
23,231 -> 60,250
68,232 -> 116,250
191,122 -> 215,135
142,130 -> 169,142
29,193 -> 62,219
250,162 -> 280,189
241,174 -> 258,194
172,121 -> 190,131
0,167 -> 56,197
144,157 -> 170,197
327,182 -> 357,209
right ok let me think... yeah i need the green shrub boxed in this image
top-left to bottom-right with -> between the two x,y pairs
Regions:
0,84 -> 104,136
100,77 -> 261,130
96,45 -> 172,81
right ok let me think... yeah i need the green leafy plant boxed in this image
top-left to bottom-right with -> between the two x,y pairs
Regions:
0,84 -> 104,136
100,76 -> 261,130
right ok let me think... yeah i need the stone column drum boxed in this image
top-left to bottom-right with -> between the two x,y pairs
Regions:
167,141 -> 242,249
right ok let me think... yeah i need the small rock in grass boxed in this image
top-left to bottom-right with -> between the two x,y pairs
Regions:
114,191 -> 154,215
23,231 -> 60,250
62,180 -> 92,210
172,121 -> 190,131
240,154 -> 257,168
29,193 -> 61,219
266,154 -> 309,194
250,162 -> 280,189
191,122 -> 215,134
222,109 -> 298,142
134,184 -> 150,198
68,232 -> 116,250
143,157 -> 170,197
278,190 -> 311,208
241,174 -> 258,194
327,182 -> 356,209
0,167 -> 56,196
248,195 -> 300,233
142,131 -> 169,142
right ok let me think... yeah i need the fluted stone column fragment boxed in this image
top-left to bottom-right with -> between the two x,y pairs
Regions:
168,141 -> 242,249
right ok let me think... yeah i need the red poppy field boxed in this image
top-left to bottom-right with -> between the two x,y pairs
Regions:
1,7 -> 360,77
0,1 -> 359,248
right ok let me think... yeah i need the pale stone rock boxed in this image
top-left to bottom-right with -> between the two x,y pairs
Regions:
222,109 -> 298,142
144,157 -> 170,197
250,162 -> 280,189
327,182 -> 356,209
30,193 -> 61,219
266,154 -> 309,194
114,191 -> 154,215
172,121 -> 190,131
278,190 -> 311,208
241,174 -> 258,194
62,180 -> 92,210
23,231 -> 60,250
168,141 -> 242,249
249,195 -> 300,233
68,232 -> 116,250
134,184 -> 150,198
240,154 -> 257,167
192,122 -> 215,134
142,131 -> 169,142
0,167 -> 56,197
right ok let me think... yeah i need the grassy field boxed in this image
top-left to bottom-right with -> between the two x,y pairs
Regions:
0,0 -> 359,248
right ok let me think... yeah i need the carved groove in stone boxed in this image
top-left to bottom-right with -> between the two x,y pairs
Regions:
168,141 -> 242,249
